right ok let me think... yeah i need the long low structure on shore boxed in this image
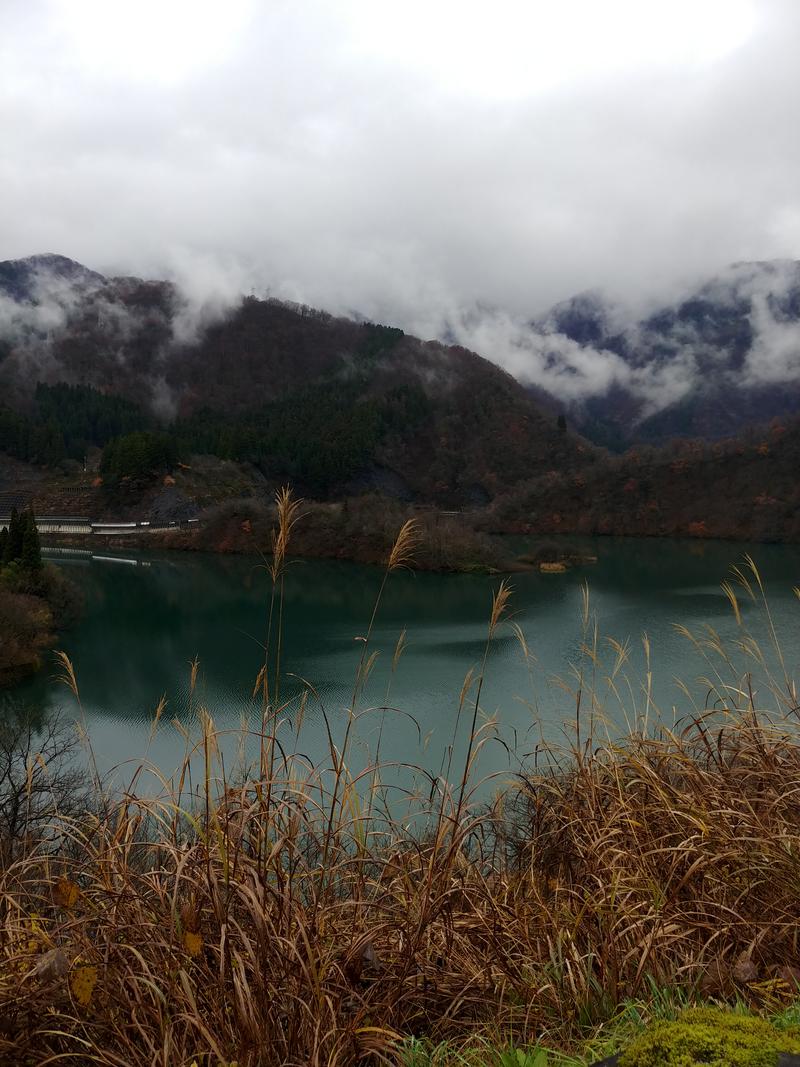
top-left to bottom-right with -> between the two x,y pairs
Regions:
0,515 -> 200,535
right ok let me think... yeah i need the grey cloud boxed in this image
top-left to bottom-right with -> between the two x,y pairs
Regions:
1,0 -> 799,397
440,305 -> 700,416
745,297 -> 800,384
442,307 -> 631,400
0,260 -> 173,404
163,251 -> 257,346
443,257 -> 800,419
741,262 -> 800,386
0,264 -> 102,372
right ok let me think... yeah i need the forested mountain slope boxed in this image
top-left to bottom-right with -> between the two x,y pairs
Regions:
0,255 -> 591,505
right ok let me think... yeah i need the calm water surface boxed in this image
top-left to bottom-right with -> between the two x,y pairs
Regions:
10,537 -> 800,794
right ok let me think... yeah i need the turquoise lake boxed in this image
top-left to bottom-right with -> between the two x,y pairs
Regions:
9,537 -> 800,798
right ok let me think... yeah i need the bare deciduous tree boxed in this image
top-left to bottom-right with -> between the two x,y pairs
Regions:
0,703 -> 90,862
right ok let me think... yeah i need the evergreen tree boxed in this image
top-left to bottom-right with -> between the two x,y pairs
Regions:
3,508 -> 23,564
20,510 -> 42,573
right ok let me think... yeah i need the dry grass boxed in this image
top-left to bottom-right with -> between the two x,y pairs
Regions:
3,503 -> 800,1066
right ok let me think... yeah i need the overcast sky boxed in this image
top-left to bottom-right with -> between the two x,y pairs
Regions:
2,0 -> 799,333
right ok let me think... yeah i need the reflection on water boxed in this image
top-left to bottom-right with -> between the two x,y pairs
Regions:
9,536 -> 800,789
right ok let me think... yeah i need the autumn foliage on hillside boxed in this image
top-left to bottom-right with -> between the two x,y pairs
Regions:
492,416 -> 800,542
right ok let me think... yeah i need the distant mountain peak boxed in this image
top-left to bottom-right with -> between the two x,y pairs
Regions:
538,288 -> 625,351
0,254 -> 106,302
19,252 -> 96,271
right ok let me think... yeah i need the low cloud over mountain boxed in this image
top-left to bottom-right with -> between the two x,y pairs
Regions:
442,260 -> 800,446
2,253 -> 799,452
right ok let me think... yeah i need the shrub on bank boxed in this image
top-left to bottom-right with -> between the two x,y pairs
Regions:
0,509 -> 83,684
0,586 -> 53,684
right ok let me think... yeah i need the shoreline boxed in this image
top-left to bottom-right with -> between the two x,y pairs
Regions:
35,501 -> 796,578
37,525 -> 603,576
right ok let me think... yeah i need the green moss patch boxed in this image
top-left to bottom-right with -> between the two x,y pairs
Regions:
619,1007 -> 800,1067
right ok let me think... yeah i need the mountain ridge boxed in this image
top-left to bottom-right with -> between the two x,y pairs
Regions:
0,254 -> 592,507
3,253 -> 800,451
